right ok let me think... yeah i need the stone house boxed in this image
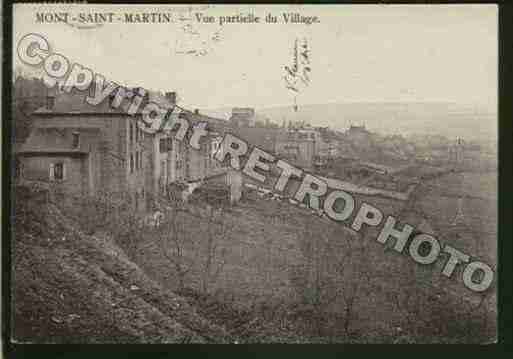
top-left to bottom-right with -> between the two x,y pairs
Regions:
231,126 -> 316,170
16,87 -> 227,213
275,130 -> 315,170
17,89 -> 151,211
150,107 -> 227,198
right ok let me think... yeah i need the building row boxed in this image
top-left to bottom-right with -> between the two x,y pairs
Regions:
229,108 -> 348,170
15,87 -> 227,213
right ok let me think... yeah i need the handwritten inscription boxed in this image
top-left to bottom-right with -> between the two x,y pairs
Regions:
284,38 -> 311,111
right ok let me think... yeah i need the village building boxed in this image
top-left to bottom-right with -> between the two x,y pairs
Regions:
229,107 -> 274,128
275,130 -> 316,170
16,86 -> 228,213
16,88 -> 151,212
231,127 -> 279,153
152,108 -> 227,197
229,107 -> 257,127
345,124 -> 374,149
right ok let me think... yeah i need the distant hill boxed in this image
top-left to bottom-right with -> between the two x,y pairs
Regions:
203,102 -> 497,143
259,102 -> 497,141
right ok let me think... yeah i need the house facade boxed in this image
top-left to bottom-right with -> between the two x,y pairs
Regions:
17,90 -> 152,212
16,88 -> 228,213
150,109 -> 227,198
275,130 -> 315,170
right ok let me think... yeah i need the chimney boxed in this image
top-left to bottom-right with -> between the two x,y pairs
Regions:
46,96 -> 55,110
194,109 -> 199,115
165,91 -> 176,105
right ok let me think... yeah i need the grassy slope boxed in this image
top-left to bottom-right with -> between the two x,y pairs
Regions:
11,187 -> 231,344
124,168 -> 497,343
11,166 -> 497,343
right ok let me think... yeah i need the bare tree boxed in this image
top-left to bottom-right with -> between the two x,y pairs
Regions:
198,199 -> 233,295
155,184 -> 191,292
290,217 -> 341,337
288,213 -> 374,339
332,224 -> 372,338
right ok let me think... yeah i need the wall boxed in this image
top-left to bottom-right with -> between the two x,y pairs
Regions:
275,138 -> 315,170
31,115 -> 129,195
186,140 -> 211,182
20,155 -> 88,206
126,119 -> 148,213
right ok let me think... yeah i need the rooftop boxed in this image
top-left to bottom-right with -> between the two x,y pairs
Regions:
17,126 -> 101,156
32,85 -> 228,133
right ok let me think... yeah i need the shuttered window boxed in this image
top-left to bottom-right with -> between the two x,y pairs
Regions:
50,162 -> 65,181
72,132 -> 80,149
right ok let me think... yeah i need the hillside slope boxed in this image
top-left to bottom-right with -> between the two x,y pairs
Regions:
11,185 -> 232,344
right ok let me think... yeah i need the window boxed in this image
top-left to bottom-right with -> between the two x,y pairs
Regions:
130,153 -> 134,173
50,162 -> 65,181
46,96 -> 55,110
159,138 -> 167,153
139,151 -> 143,170
135,151 -> 139,170
135,124 -> 139,143
129,122 -> 134,145
72,132 -> 80,149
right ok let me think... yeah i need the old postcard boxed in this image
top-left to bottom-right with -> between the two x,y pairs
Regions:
9,3 -> 497,344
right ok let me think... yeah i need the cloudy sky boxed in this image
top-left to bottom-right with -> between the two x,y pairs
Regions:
14,4 -> 497,113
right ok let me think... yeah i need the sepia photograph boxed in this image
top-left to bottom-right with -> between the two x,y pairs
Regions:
7,3 -> 498,344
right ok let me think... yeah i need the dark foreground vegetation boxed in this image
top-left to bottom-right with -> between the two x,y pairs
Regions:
11,178 -> 496,343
